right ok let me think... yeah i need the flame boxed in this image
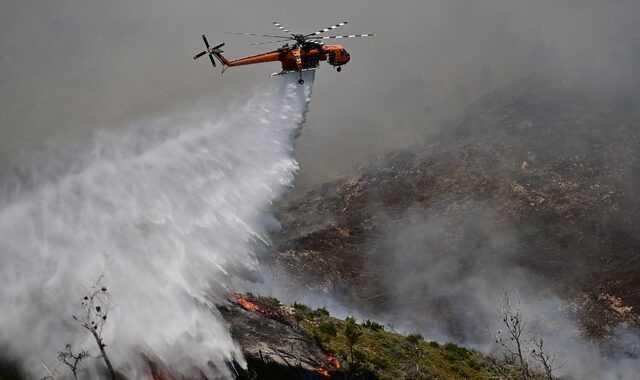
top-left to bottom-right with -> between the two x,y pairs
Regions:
314,366 -> 331,378
314,355 -> 339,379
233,292 -> 260,312
326,354 -> 341,370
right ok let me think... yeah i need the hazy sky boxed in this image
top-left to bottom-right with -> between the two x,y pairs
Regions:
2,0 -> 638,192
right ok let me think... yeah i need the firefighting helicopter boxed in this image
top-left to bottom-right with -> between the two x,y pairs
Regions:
193,21 -> 374,84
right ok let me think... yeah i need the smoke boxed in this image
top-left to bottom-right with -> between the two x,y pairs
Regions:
0,72 -> 314,378
374,202 -> 640,379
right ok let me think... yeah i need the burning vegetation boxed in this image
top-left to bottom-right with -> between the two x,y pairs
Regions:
233,292 -> 261,313
223,294 -> 544,379
314,365 -> 331,378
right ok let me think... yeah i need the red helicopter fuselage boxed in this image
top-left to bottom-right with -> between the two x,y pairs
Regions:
215,44 -> 350,72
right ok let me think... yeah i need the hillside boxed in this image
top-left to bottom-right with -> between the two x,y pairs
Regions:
0,294 -> 536,380
225,294 -> 535,380
268,72 -> 640,342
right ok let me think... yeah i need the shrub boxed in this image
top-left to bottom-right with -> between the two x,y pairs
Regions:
444,343 -> 470,359
363,320 -> 384,331
406,333 -> 424,345
319,321 -> 338,337
353,349 -> 367,363
293,302 -> 310,312
311,307 -> 330,318
466,359 -> 481,370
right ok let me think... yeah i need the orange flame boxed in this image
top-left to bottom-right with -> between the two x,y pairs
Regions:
314,366 -> 331,378
233,293 -> 260,312
326,354 -> 341,370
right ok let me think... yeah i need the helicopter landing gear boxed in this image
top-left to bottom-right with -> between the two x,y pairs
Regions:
336,66 -> 342,72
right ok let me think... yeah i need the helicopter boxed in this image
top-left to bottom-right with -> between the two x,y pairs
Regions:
193,21 -> 374,84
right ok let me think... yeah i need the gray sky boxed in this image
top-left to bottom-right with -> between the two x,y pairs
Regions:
2,0 -> 639,192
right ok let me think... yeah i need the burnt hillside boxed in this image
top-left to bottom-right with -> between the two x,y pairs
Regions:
268,72 -> 640,340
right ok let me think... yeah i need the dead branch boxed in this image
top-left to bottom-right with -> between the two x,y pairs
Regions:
72,274 -> 117,380
496,292 -> 530,380
530,335 -> 558,380
57,344 -> 90,380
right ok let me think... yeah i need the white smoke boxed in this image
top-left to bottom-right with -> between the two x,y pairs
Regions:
374,204 -> 640,379
0,72 -> 314,378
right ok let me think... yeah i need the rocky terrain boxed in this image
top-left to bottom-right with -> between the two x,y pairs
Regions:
268,72 -> 640,343
222,294 -> 531,380
222,293 -> 332,379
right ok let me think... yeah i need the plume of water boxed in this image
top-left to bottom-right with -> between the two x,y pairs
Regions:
0,72 -> 315,378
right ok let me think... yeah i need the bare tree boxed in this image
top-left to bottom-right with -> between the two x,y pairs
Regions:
73,274 -> 117,380
530,335 -> 557,380
57,344 -> 90,380
496,292 -> 530,380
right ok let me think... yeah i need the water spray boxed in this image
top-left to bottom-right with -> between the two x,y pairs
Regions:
0,72 -> 315,378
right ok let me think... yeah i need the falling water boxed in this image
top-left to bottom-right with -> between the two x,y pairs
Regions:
0,72 -> 315,378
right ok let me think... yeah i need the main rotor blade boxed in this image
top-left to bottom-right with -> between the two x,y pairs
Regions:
224,32 -> 291,39
250,39 -> 292,45
273,22 -> 292,34
209,54 -> 217,67
193,51 -> 207,60
305,21 -> 349,37
309,34 -> 375,40
202,34 -> 210,48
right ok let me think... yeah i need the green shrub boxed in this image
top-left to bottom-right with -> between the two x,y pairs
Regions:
370,355 -> 390,369
444,343 -> 470,359
293,302 -> 310,312
451,366 -> 469,378
363,320 -> 384,331
353,349 -> 367,363
311,307 -> 330,318
313,332 -> 326,349
406,333 -> 424,345
466,359 -> 481,370
319,321 -> 338,337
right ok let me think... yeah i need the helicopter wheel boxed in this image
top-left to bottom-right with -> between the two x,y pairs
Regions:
337,66 -> 342,72
298,78 -> 305,85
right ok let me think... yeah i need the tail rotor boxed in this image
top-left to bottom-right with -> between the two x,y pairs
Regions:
193,35 -> 225,69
